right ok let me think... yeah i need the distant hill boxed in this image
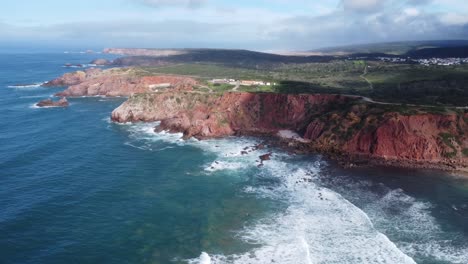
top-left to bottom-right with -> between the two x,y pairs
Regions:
104,41 -> 468,68
311,40 -> 468,56
406,46 -> 468,58
107,48 -> 336,67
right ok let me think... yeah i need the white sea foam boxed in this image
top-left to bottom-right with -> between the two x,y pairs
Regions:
8,82 -> 44,88
126,122 -> 185,146
310,171 -> 468,264
359,188 -> 468,264
20,95 -> 49,99
204,161 -> 245,172
199,252 -> 211,264
29,103 -> 65,109
188,157 -> 416,264
123,122 -> 466,264
62,64 -> 104,68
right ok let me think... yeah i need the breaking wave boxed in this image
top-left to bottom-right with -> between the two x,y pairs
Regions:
8,82 -> 45,88
121,121 -> 467,264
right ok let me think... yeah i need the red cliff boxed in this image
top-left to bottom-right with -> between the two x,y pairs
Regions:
47,69 -> 198,97
112,92 -> 468,171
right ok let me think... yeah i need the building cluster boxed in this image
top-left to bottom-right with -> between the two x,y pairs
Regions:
210,79 -> 274,86
414,58 -> 468,66
349,55 -> 468,66
376,56 -> 468,66
377,57 -> 409,63
210,79 -> 237,85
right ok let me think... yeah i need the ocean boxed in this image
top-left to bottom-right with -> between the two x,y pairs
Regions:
0,53 -> 467,264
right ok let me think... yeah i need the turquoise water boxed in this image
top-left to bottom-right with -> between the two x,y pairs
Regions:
0,53 -> 467,264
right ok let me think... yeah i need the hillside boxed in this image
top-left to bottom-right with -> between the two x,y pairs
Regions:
106,48 -> 335,68
311,40 -> 468,56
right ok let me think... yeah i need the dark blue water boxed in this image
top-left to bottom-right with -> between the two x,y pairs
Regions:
0,53 -> 467,264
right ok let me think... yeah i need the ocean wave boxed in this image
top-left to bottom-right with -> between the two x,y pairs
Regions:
62,64 -> 104,69
29,103 -> 64,109
188,157 -> 416,264
8,82 -> 45,88
122,122 -> 466,264
20,95 -> 50,99
312,171 -> 468,264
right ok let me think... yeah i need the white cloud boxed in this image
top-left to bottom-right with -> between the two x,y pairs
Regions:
440,13 -> 468,25
403,7 -> 420,17
137,0 -> 206,8
0,0 -> 467,50
341,0 -> 382,12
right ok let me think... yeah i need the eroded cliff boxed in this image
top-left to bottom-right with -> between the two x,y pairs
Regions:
112,91 -> 468,171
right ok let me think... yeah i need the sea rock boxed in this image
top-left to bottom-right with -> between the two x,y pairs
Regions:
63,63 -> 84,68
259,153 -> 272,161
36,97 -> 69,107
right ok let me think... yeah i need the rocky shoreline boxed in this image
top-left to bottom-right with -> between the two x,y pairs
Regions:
46,69 -> 468,173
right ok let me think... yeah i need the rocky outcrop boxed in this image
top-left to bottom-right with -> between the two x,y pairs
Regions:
111,91 -> 468,171
64,63 -> 84,68
304,107 -> 468,171
90,59 -> 111,65
36,97 -> 69,107
112,92 -> 349,138
46,68 -> 198,97
43,68 -> 103,87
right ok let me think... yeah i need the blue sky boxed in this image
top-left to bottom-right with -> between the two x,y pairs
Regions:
1,0 -> 467,51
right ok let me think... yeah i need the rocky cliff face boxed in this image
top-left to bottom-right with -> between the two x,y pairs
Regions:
112,92 -> 468,171
111,92 -> 350,137
43,68 -> 103,87
46,69 -> 198,97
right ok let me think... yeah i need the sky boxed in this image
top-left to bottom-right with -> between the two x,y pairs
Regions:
0,0 -> 467,51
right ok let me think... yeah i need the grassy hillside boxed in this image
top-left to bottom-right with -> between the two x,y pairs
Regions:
130,61 -> 468,106
112,49 -> 335,68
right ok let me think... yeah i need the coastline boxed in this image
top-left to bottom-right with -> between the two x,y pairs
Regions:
44,68 -> 468,174
233,129 -> 468,176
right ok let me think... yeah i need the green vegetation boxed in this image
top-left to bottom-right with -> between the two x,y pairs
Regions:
131,60 -> 468,107
440,133 -> 459,158
136,63 -> 271,80
312,40 -> 468,55
365,64 -> 468,105
462,148 -> 468,157
207,83 -> 235,92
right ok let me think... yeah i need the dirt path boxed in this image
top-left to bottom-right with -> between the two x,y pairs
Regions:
232,81 -> 240,91
360,65 -> 374,91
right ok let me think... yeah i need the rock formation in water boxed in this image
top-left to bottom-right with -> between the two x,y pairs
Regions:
36,97 -> 69,107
